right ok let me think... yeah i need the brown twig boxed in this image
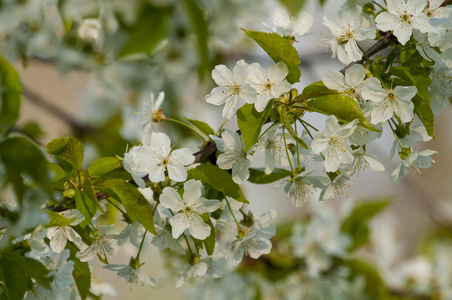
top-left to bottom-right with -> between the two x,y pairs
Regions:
23,87 -> 99,136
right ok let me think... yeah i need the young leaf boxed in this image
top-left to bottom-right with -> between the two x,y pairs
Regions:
243,29 -> 301,84
296,81 -> 338,102
248,168 -> 292,184
188,163 -> 249,203
88,156 -> 131,184
117,4 -> 171,58
279,105 -> 308,149
75,182 -> 97,228
47,211 -> 76,227
341,197 -> 392,252
306,95 -> 378,131
100,180 -> 156,234
277,0 -> 307,16
237,102 -> 273,152
0,56 -> 22,137
0,136 -> 51,201
184,117 -> 215,137
46,137 -> 84,172
183,0 -> 210,77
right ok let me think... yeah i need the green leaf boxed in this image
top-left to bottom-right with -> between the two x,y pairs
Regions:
203,216 -> 215,255
184,117 -> 214,137
341,197 -> 392,251
47,211 -> 76,227
243,30 -> 301,84
46,137 -> 84,172
307,95 -> 378,131
20,121 -> 45,139
297,81 -> 338,102
279,105 -> 308,149
48,163 -> 68,190
100,180 -> 156,234
67,242 -> 91,300
344,259 -> 387,298
237,102 -> 273,152
0,136 -> 50,201
75,180 -> 98,228
0,254 -> 29,300
183,0 -> 210,77
248,168 -> 292,184
0,56 -> 22,137
391,66 -> 434,137
117,4 -> 171,58
188,163 -> 249,203
276,0 -> 307,15
19,256 -> 51,288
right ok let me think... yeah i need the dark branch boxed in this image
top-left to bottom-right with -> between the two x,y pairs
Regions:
23,87 -> 99,137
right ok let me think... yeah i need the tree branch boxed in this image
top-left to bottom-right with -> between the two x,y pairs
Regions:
23,87 -> 99,136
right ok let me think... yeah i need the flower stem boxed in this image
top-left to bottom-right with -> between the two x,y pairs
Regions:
294,122 -> 301,167
388,119 -> 404,149
357,43 -> 371,67
257,122 -> 277,141
282,127 -> 295,172
135,230 -> 148,261
298,118 -> 325,160
217,119 -> 229,134
225,197 -> 242,229
164,117 -> 207,140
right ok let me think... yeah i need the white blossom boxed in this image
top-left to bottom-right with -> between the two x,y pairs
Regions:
323,64 -> 381,102
227,210 -> 277,265
247,62 -> 292,112
429,63 -> 452,116
152,207 -> 186,253
375,0 -> 434,45
138,92 -> 165,143
211,129 -> 252,184
76,235 -> 115,262
347,147 -> 386,176
424,0 -> 452,19
390,124 -> 432,158
362,84 -> 417,124
391,149 -> 437,183
428,17 -> 452,52
160,180 -> 220,240
123,132 -> 195,187
311,115 -> 358,172
46,210 -> 84,253
262,8 -> 314,39
77,18 -> 100,43
256,127 -> 291,174
323,6 -> 376,64
206,60 -> 257,119
175,256 -> 224,288
284,170 -> 325,207
104,264 -> 156,287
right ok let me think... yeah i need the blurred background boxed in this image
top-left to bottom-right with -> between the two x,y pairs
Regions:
7,0 -> 452,298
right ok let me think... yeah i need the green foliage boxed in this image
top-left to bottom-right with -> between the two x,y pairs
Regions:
20,121 -> 45,139
344,259 -> 387,298
47,210 -> 76,227
117,3 -> 171,58
0,56 -> 22,138
390,66 -> 434,137
188,163 -> 249,203
243,30 -> 301,84
0,252 -> 50,300
100,180 -> 156,234
46,137 -> 84,172
341,197 -> 392,252
277,0 -> 307,16
67,242 -> 91,300
0,136 -> 50,201
183,0 -> 210,77
75,180 -> 98,228
237,102 -> 273,152
279,105 -> 308,149
184,117 -> 215,137
88,156 -> 131,184
203,217 -> 216,255
248,168 -> 292,184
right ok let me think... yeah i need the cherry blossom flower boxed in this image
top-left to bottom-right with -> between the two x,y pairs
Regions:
323,6 -> 376,64
160,180 -> 220,240
76,234 -> 115,262
247,62 -> 292,112
311,115 -> 358,172
46,209 -> 84,253
256,127 -> 291,174
175,256 -> 224,288
391,149 -> 437,183
375,0 -> 434,45
211,129 -> 253,184
284,170 -> 325,207
123,132 -> 195,187
206,60 -> 257,119
323,64 -> 381,102
424,0 -> 452,19
362,84 -> 417,124
262,7 -> 314,39
138,92 -> 165,143
104,264 -> 156,287
227,210 -> 277,265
